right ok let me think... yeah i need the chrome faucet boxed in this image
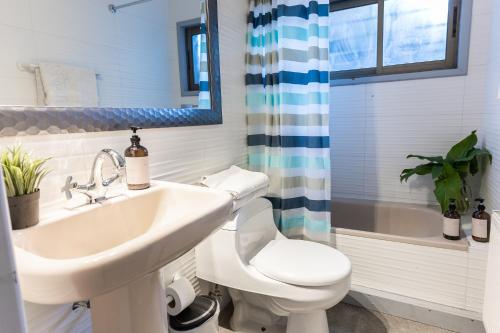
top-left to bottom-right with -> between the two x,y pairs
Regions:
62,149 -> 126,203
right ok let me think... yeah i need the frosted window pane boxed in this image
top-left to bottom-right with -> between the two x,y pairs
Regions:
383,0 -> 449,66
330,4 -> 378,72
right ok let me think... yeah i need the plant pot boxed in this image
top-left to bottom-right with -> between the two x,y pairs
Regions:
7,190 -> 40,230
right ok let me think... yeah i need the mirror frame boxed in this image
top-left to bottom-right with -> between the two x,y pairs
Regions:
0,0 -> 221,137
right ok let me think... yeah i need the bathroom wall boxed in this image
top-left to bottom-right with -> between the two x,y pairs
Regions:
330,0 -> 492,205
0,0 -> 199,108
0,0 -> 248,331
481,0 -> 500,210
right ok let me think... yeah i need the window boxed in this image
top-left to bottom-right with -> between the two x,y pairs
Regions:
330,0 -> 471,84
185,25 -> 202,91
177,19 -> 202,96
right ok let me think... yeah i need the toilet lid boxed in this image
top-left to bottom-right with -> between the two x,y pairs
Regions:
249,239 -> 351,287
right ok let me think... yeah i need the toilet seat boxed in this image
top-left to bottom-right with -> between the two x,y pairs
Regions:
249,239 -> 351,287
196,195 -> 352,333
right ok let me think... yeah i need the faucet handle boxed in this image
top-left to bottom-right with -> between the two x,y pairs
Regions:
101,166 -> 126,187
61,176 -> 76,200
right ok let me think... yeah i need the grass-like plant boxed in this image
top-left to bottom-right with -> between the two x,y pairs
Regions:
1,146 -> 51,197
400,131 -> 492,213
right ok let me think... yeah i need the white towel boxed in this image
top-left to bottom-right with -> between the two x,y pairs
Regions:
201,166 -> 269,200
38,62 -> 99,107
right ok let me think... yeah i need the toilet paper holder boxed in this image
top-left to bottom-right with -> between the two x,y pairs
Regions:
166,295 -> 175,308
165,274 -> 196,316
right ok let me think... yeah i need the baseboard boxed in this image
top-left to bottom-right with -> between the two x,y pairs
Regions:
345,285 -> 486,333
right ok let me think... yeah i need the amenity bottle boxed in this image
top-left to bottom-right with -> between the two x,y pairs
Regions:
472,198 -> 491,243
124,126 -> 150,190
443,199 -> 461,241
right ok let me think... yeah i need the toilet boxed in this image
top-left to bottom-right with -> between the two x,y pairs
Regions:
195,197 -> 352,333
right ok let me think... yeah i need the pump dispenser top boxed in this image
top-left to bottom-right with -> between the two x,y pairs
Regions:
130,126 -> 142,144
475,198 -> 486,212
124,126 -> 150,190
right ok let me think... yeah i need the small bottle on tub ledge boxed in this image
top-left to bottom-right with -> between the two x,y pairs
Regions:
443,199 -> 461,241
124,126 -> 150,190
472,198 -> 491,243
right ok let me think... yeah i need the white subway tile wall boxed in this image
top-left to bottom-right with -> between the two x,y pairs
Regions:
333,233 -> 488,315
330,0 -> 493,205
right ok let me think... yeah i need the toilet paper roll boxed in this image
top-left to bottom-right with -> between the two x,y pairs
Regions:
165,277 -> 196,316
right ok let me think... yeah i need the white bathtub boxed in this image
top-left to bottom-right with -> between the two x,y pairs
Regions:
331,198 -> 468,251
330,198 -> 488,317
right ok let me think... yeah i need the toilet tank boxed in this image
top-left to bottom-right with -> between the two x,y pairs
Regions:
234,198 -> 281,263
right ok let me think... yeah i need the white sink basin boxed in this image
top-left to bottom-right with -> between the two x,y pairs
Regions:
13,180 -> 232,333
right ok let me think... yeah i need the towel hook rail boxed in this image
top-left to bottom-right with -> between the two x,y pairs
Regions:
108,0 -> 153,13
18,63 -> 102,80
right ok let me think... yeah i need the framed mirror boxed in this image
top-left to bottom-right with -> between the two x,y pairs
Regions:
0,0 -> 221,137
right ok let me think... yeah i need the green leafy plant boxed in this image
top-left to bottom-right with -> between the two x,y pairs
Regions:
1,146 -> 51,197
400,131 -> 492,213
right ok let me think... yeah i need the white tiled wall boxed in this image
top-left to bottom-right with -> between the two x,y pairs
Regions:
331,0 -> 492,205
333,233 -> 488,316
0,0 -> 248,331
0,0 -> 200,108
481,0 -> 500,211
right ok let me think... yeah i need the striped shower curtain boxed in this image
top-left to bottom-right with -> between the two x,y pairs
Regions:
246,0 -> 331,242
198,0 -> 211,109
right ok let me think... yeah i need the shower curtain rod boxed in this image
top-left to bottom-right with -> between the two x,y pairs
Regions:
108,0 -> 152,13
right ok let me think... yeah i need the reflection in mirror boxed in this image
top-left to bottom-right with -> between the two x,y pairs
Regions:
0,0 -> 210,109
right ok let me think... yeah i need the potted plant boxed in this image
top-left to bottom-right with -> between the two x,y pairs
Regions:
400,131 -> 492,213
1,146 -> 50,230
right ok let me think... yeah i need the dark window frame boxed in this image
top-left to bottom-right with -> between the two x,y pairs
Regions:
177,18 -> 202,96
185,25 -> 201,92
330,0 -> 472,86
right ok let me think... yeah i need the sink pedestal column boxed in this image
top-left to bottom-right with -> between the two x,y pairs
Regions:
91,271 -> 168,333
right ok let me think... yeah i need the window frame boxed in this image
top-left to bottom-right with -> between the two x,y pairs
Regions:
177,18 -> 202,97
185,25 -> 201,92
329,0 -> 473,86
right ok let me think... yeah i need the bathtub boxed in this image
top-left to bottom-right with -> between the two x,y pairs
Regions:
330,198 -> 488,317
331,198 -> 468,251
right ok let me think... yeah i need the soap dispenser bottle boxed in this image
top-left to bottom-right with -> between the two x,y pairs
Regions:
124,126 -> 150,190
443,199 -> 461,240
472,198 -> 491,243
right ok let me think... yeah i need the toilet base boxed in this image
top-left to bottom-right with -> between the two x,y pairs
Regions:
229,310 -> 329,333
286,311 -> 329,333
228,288 -> 330,333
229,289 -> 286,333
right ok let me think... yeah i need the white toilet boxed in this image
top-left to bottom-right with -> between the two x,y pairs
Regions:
196,198 -> 351,333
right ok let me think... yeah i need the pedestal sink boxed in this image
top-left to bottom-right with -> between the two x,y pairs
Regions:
12,181 -> 233,333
